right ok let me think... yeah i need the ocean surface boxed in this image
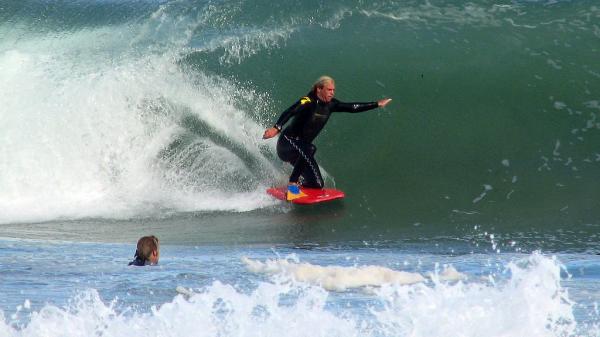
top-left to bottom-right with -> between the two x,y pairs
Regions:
1,0 -> 599,336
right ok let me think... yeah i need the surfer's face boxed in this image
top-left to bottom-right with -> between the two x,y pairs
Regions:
317,81 -> 335,103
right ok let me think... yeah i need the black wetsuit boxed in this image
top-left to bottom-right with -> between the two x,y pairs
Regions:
128,256 -> 147,266
128,250 -> 148,266
274,91 -> 378,188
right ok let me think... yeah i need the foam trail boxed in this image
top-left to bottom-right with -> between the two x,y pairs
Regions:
242,257 -> 465,291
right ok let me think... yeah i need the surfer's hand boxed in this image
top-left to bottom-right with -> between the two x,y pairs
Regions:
378,98 -> 392,107
262,127 -> 279,139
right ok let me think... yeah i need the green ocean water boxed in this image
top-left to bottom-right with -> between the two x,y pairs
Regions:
0,0 -> 599,251
2,4 -> 600,336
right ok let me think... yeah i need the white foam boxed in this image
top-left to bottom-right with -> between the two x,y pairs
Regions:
373,253 -> 580,337
242,257 -> 465,291
1,254 -> 596,337
0,23 -> 282,223
472,184 -> 493,203
359,2 -> 510,27
197,25 -> 297,65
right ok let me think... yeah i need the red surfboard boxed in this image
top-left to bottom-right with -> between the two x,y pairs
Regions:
267,186 -> 345,204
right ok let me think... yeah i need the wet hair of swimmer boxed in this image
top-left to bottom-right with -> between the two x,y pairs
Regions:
134,235 -> 159,264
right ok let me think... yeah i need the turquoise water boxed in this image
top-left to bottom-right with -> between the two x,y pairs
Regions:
1,0 -> 599,335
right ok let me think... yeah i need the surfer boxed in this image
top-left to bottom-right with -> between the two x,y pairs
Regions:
263,76 -> 391,198
128,235 -> 160,266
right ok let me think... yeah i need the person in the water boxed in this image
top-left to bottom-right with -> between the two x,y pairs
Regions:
263,76 -> 391,199
128,235 -> 160,266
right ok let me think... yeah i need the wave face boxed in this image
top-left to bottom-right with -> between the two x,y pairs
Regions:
0,1 -> 286,222
1,0 -> 599,228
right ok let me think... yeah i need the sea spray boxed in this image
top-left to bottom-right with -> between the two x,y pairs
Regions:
0,19 -> 281,223
373,253 -> 576,337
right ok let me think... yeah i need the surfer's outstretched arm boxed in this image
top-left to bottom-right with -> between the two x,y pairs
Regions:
378,98 -> 392,107
333,98 -> 392,113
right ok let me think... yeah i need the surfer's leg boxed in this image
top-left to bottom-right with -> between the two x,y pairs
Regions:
280,135 -> 323,188
297,144 -> 323,188
276,135 -> 298,163
289,158 -> 306,184
278,135 -> 304,184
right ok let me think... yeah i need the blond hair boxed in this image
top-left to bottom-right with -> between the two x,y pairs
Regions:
311,75 -> 334,93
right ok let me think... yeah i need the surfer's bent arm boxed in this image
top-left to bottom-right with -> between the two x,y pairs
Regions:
263,99 -> 308,139
275,98 -> 309,129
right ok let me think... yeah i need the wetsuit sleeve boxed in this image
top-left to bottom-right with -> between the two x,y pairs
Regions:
273,98 -> 310,130
331,99 -> 379,113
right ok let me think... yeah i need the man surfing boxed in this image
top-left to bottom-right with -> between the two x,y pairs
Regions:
263,75 -> 392,201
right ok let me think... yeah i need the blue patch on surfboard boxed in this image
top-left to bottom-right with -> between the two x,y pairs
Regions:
267,186 -> 345,204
